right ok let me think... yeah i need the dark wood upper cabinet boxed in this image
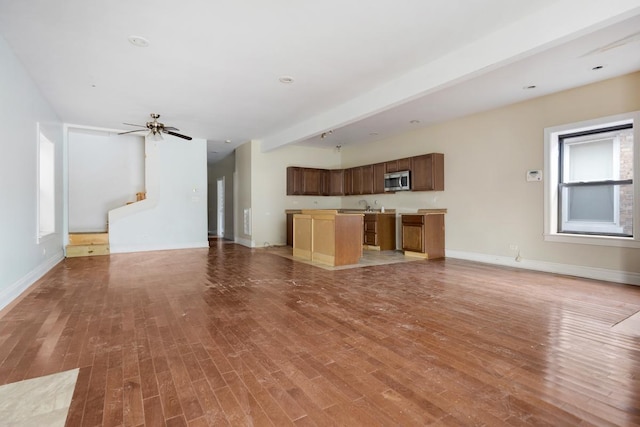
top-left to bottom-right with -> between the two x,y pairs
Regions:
386,157 -> 412,173
411,153 -> 444,191
343,168 -> 353,195
287,153 -> 443,196
301,168 -> 322,195
361,165 -> 373,195
286,167 -> 304,195
351,167 -> 364,195
372,162 -> 386,194
286,167 -> 329,196
328,169 -> 344,196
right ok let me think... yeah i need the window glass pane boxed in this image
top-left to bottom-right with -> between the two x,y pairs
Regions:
566,185 -> 613,222
561,183 -> 633,236
566,139 -> 613,182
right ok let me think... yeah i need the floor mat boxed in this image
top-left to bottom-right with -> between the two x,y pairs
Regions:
263,246 -> 423,270
0,368 -> 79,427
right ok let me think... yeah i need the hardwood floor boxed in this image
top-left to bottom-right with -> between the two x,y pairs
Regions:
1,243 -> 639,426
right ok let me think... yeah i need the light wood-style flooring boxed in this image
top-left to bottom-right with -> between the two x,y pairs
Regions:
1,242 -> 639,426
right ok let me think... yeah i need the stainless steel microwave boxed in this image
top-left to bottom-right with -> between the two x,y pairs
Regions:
384,170 -> 410,192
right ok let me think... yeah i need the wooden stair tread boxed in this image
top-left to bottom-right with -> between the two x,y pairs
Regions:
68,232 -> 109,245
66,243 -> 110,258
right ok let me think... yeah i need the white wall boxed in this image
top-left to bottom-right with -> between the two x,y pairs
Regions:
68,129 -> 144,232
0,35 -> 64,311
108,135 -> 208,253
233,141 -> 342,247
339,72 -> 640,282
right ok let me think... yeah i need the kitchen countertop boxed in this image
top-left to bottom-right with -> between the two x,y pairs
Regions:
286,209 -> 397,214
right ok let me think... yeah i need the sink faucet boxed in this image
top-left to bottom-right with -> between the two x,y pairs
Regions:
359,199 -> 371,211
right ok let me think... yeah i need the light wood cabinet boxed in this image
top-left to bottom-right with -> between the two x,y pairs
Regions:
411,153 -> 444,191
401,211 -> 445,259
293,210 -> 363,266
363,213 -> 396,250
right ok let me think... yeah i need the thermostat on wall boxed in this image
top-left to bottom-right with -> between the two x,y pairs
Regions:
526,170 -> 542,182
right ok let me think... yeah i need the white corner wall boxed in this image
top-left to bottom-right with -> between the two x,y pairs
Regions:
108,135 -> 208,253
233,141 -> 342,248
0,35 -> 64,311
68,129 -> 144,232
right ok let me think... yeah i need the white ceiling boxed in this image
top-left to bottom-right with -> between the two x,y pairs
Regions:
1,0 -> 639,162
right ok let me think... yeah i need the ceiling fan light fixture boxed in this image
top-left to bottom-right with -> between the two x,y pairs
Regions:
149,130 -> 163,141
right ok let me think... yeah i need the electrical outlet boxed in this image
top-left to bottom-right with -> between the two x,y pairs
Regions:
509,244 -> 518,251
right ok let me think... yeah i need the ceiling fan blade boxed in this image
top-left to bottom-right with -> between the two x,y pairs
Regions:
122,122 -> 146,128
118,129 -> 146,135
163,126 -> 179,131
164,130 -> 193,140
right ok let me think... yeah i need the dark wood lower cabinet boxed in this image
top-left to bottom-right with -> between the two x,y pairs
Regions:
363,213 -> 396,250
401,211 -> 445,259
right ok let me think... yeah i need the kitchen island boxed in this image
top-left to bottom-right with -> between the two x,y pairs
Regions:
293,210 -> 364,266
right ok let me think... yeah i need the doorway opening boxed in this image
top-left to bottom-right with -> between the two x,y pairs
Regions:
217,177 -> 225,237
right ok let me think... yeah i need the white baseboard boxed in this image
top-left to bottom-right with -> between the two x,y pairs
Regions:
446,250 -> 640,286
234,237 -> 254,248
0,251 -> 64,312
110,241 -> 209,254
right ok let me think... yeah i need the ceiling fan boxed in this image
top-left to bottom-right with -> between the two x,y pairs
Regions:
118,113 -> 192,140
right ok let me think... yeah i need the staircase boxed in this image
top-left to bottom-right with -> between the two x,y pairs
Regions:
66,232 -> 110,258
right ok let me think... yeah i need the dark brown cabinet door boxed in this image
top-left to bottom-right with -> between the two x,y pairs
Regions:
343,168 -> 353,195
401,214 -> 424,252
328,169 -> 344,196
351,167 -> 363,195
411,153 -> 444,191
401,213 -> 445,258
372,162 -> 385,194
286,167 -> 304,195
302,168 -> 323,195
385,157 -> 412,173
361,165 -> 373,195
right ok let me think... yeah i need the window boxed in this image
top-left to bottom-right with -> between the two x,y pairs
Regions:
545,111 -> 639,248
38,124 -> 55,240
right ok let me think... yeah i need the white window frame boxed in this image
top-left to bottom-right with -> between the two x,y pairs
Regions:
560,133 -> 623,234
544,111 -> 639,248
37,123 -> 56,242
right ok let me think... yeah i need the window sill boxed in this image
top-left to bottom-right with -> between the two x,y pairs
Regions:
544,233 -> 640,248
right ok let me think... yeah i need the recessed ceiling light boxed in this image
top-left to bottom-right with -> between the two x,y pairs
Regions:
225,139 -> 232,144
523,85 -> 537,90
410,120 -> 421,124
279,76 -> 294,84
592,65 -> 605,71
128,36 -> 150,47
